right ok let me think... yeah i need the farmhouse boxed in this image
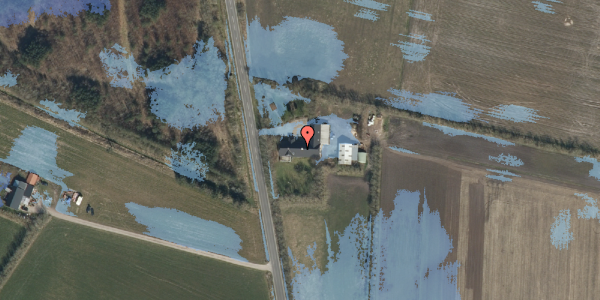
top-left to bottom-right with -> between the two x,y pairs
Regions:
5,180 -> 33,210
278,124 -> 330,162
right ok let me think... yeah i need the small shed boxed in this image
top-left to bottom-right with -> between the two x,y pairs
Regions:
357,152 -> 367,164
26,173 -> 39,186
270,102 -> 277,111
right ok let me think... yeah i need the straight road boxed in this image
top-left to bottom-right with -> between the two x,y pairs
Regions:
47,208 -> 271,272
223,3 -> 287,300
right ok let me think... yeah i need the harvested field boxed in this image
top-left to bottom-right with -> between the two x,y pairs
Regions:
387,117 -> 600,190
245,0 -> 411,95
0,102 -> 266,263
381,148 -> 600,299
0,219 -> 269,300
400,0 -> 600,149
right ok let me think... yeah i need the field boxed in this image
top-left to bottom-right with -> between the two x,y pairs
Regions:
245,0 -> 411,95
280,174 -> 369,272
0,218 -> 23,265
0,219 -> 269,300
386,117 -> 600,190
381,148 -> 600,299
0,101 -> 266,264
400,0 -> 600,149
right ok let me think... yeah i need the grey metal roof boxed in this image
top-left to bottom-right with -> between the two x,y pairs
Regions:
6,180 -> 30,210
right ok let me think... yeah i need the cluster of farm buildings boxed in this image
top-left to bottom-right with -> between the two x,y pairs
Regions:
278,114 -> 379,164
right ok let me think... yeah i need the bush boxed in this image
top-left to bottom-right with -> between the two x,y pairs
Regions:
140,47 -> 175,71
84,4 -> 110,26
140,0 -> 166,21
66,75 -> 103,111
18,27 -> 52,67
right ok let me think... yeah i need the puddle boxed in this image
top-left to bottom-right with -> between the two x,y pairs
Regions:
423,122 -> 514,146
574,156 -> 600,181
380,90 -> 482,122
289,189 -> 460,299
532,1 -> 556,14
258,120 -> 305,136
370,190 -> 460,299
100,38 -> 227,130
0,126 -> 72,191
254,83 -> 310,126
391,34 -> 432,63
0,171 -> 11,191
576,193 -> 599,221
125,202 -> 247,261
488,153 -> 523,167
485,169 -> 520,182
354,9 -> 380,21
0,70 -> 18,87
39,99 -> 86,127
389,146 -> 418,155
550,209 -> 573,250
56,198 -> 76,217
0,0 -> 110,27
487,104 -> 546,123
407,10 -> 435,21
165,142 -> 208,182
99,44 -> 145,89
246,17 -> 348,84
145,38 -> 227,130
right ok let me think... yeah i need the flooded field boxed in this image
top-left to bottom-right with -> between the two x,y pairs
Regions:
380,147 -> 600,299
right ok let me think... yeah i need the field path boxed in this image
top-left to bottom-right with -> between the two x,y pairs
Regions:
46,208 -> 271,272
117,0 -> 131,50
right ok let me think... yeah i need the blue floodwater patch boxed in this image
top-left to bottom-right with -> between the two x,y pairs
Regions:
0,126 -> 72,191
575,193 -> 600,221
0,0 -> 111,27
532,1 -> 555,14
487,104 -> 546,123
39,99 -> 86,127
423,122 -> 515,146
55,198 -> 76,217
308,115 -> 359,163
486,169 -> 520,182
0,70 -> 18,87
389,146 -> 418,155
259,210 -> 270,261
165,142 -> 208,182
344,0 -> 389,11
254,83 -> 310,126
145,38 -> 226,130
371,190 -> 460,299
550,209 -> 573,250
0,171 -> 11,191
246,17 -> 348,85
545,0 -> 562,2
258,120 -> 305,136
125,202 -> 247,261
289,217 -> 371,299
354,8 -> 379,21
32,190 -> 53,207
407,10 -> 435,21
574,156 -> 600,181
268,161 -> 279,199
380,89 -> 482,122
391,34 -> 432,63
99,44 -> 145,89
488,153 -> 523,167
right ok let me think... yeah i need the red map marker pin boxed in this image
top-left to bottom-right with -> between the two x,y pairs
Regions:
301,125 -> 315,148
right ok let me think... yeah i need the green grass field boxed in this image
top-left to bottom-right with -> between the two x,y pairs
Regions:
0,217 -> 24,263
0,219 -> 269,300
274,158 -> 315,196
0,102 -> 265,263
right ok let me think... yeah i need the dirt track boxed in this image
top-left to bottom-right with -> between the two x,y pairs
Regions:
46,207 -> 272,272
